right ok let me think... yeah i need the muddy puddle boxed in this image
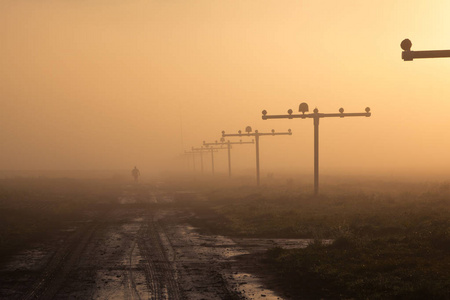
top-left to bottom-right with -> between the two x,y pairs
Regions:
163,212 -> 318,300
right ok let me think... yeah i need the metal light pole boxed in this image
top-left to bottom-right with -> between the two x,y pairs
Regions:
262,103 -> 371,195
203,137 -> 255,177
191,146 -> 219,175
401,39 -> 450,61
184,150 -> 199,172
222,126 -> 292,186
189,147 -> 205,174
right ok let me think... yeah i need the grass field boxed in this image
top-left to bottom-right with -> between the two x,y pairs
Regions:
188,180 -> 450,299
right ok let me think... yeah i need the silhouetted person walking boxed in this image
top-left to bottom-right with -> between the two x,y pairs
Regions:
132,166 -> 140,182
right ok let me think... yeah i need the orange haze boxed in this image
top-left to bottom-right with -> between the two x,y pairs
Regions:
2,0 -> 450,179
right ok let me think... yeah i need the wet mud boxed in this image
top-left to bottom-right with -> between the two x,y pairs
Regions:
0,188 -> 312,299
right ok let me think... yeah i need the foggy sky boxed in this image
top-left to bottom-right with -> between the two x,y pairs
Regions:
2,0 -> 450,178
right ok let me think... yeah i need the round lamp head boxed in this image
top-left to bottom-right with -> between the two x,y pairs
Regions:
401,39 -> 412,51
299,102 -> 309,114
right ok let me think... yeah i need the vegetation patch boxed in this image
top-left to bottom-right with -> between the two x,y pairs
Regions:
266,236 -> 450,299
190,182 -> 450,299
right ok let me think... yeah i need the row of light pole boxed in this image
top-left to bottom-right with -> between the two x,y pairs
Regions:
191,147 -> 219,174
185,102 -> 371,195
203,138 -> 255,177
182,39 -> 445,193
186,126 -> 292,187
222,126 -> 292,186
186,139 -> 255,177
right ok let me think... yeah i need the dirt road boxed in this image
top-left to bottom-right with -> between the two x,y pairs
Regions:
0,186 -> 308,299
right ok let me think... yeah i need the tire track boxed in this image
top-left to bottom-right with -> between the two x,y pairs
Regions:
137,213 -> 183,300
124,239 -> 141,300
21,222 -> 101,299
20,208 -> 114,300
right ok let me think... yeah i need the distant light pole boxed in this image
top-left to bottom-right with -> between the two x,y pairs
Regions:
262,103 -> 371,195
188,147 -> 205,174
191,146 -> 219,175
222,126 -> 292,186
203,137 -> 255,177
184,150 -> 198,172
401,39 -> 450,61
